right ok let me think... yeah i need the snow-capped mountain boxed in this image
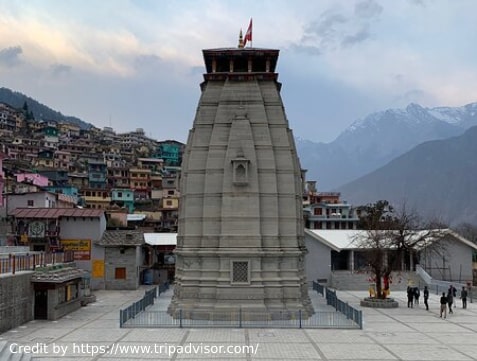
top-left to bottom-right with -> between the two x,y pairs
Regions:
296,102 -> 477,190
336,125 -> 477,226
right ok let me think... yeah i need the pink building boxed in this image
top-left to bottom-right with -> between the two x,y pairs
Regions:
0,153 -> 5,207
15,173 -> 49,187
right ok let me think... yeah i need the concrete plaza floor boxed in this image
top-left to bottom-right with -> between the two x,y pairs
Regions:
1,286 -> 477,360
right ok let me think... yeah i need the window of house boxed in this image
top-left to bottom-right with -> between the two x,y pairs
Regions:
27,200 -> 34,206
117,192 -> 122,197
167,190 -> 174,195
166,200 -> 173,206
115,267 -> 126,279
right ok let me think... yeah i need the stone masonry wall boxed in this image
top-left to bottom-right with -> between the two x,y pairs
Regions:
0,272 -> 34,333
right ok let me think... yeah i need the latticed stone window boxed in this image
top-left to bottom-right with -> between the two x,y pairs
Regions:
231,261 -> 249,283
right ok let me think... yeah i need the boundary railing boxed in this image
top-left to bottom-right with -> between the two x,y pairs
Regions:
416,264 -> 473,302
313,280 -> 325,296
120,283 -> 169,328
0,251 -> 75,275
323,286 -> 363,329
120,282 -> 362,329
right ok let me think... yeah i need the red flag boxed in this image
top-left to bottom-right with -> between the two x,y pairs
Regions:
244,18 -> 252,46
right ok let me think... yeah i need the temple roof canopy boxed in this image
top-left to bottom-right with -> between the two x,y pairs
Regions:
202,48 -> 279,75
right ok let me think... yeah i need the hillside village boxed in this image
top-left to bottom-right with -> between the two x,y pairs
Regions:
0,100 -> 361,241
1,97 -> 477,330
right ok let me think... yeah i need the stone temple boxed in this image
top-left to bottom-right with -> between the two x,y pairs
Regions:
168,37 -> 314,318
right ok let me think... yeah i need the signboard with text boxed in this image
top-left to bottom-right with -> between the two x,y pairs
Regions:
61,239 -> 91,260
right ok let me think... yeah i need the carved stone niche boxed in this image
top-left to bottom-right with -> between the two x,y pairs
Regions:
231,155 -> 250,186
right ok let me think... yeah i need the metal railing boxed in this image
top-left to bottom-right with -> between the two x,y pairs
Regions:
120,282 -> 362,329
120,283 -> 169,328
324,286 -> 363,329
416,264 -> 473,302
313,280 -> 325,296
126,309 -> 354,329
0,251 -> 75,275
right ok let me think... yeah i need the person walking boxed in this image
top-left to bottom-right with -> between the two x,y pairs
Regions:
414,287 -> 420,305
407,286 -> 414,308
447,285 -> 454,313
440,292 -> 447,318
423,286 -> 429,311
461,286 -> 468,309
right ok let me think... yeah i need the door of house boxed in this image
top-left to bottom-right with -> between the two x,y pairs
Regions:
34,290 -> 48,319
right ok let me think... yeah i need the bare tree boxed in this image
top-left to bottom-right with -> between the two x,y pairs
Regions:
453,223 -> 477,244
356,200 -> 447,299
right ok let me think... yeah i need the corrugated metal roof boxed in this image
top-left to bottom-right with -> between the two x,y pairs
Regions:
98,230 -> 144,246
305,229 -> 361,250
12,208 -> 105,218
305,228 -> 477,251
144,233 -> 177,246
31,266 -> 87,283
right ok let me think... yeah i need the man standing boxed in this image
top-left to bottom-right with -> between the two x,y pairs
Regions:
461,286 -> 468,309
407,286 -> 414,308
423,286 -> 429,311
447,285 -> 454,313
440,292 -> 447,318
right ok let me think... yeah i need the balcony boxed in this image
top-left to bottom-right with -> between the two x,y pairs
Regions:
0,251 -> 75,275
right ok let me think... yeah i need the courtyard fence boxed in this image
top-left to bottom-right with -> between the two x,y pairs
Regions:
324,287 -> 363,329
120,283 -> 169,328
120,281 -> 363,329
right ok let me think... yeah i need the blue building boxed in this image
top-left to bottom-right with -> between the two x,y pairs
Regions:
111,188 -> 135,213
88,160 -> 107,189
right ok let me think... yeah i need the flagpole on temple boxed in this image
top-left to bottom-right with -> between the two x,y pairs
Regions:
244,18 -> 252,48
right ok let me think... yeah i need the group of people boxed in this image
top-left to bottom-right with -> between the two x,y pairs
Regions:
407,284 -> 469,318
439,285 -> 468,318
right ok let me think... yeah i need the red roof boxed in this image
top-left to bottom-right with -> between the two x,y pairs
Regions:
12,208 -> 105,219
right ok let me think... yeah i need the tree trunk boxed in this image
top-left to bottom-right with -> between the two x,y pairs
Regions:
375,269 -> 383,299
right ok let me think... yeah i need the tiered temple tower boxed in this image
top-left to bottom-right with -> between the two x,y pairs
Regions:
168,39 -> 314,317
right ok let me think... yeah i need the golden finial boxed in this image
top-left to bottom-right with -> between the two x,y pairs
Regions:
238,29 -> 244,48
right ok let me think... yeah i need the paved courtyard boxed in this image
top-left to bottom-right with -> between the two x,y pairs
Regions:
1,286 -> 477,360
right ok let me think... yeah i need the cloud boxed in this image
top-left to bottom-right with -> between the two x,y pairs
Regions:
0,46 -> 23,67
289,44 -> 322,56
307,12 -> 348,38
298,2 -> 380,53
303,11 -> 348,50
354,0 -> 383,18
341,26 -> 370,47
50,63 -> 72,77
408,0 -> 427,7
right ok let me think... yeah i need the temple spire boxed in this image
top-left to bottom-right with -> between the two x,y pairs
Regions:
238,29 -> 244,48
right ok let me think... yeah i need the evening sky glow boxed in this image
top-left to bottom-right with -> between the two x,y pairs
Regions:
1,0 -> 476,142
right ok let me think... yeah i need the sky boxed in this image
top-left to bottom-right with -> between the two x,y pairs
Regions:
1,0 -> 477,144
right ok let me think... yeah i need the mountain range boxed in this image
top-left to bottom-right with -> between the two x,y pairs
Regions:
0,87 -> 92,129
1,87 -> 476,225
296,102 -> 477,190
336,125 -> 477,226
